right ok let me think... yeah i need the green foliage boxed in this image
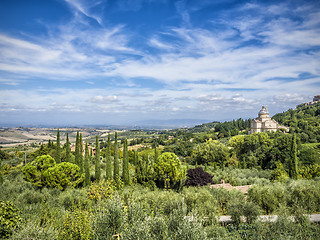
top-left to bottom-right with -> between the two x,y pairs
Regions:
84,142 -> 90,186
122,138 -> 130,185
65,133 -> 71,163
75,131 -> 80,166
182,186 -> 219,226
59,207 -> 92,240
79,133 -> 83,173
55,129 -> 61,164
289,133 -> 299,179
114,132 -> 120,182
248,183 -> 286,214
23,155 -> 56,188
10,220 -> 58,240
105,133 -> 112,181
273,102 -> 320,143
0,201 -> 22,238
59,188 -> 87,210
209,187 -> 245,215
154,152 -> 186,190
192,139 -> 229,166
299,164 -> 320,179
86,179 -> 116,202
0,158 -> 3,185
95,136 -> 101,181
92,197 -> 124,240
271,161 -> 289,182
43,162 -> 84,190
134,150 -> 156,186
286,180 -> 320,213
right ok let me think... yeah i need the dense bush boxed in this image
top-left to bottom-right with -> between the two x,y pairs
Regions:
59,207 -> 92,240
185,167 -> 213,187
92,196 -> 124,240
182,186 -> 219,226
10,220 -> 58,240
248,183 -> 286,214
0,201 -> 22,238
23,155 -> 56,188
43,162 -> 84,190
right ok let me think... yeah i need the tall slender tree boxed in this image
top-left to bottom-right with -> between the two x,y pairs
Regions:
114,132 -> 119,181
0,158 -> 3,184
154,146 -> 158,163
55,129 -> 61,163
122,138 -> 129,185
106,133 -> 112,181
75,131 -> 80,166
289,133 -> 299,179
95,135 -> 101,181
79,133 -> 84,173
84,141 -> 90,186
65,133 -> 71,162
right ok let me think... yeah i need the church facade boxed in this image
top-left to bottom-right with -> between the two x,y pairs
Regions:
249,106 -> 289,134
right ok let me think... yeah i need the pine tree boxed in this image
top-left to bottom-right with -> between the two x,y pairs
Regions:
289,133 -> 299,179
95,135 -> 101,181
114,132 -> 119,181
84,141 -> 90,186
122,138 -> 129,185
75,131 -> 80,166
106,133 -> 112,181
55,129 -> 61,163
65,133 -> 71,162
79,133 -> 84,173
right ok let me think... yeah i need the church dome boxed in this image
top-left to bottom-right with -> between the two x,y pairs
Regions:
259,106 -> 268,115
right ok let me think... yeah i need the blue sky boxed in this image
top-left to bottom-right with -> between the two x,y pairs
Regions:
0,0 -> 320,126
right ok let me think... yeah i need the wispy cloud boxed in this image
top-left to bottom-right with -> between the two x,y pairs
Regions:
0,0 -> 320,124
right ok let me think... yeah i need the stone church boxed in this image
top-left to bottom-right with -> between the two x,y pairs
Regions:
249,106 -> 289,134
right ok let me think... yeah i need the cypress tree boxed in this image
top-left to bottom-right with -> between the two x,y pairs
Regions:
79,133 -> 84,173
65,133 -> 71,162
289,133 -> 299,179
84,141 -> 90,186
114,132 -> 119,181
75,131 -> 80,166
122,138 -> 129,185
95,135 -> 101,181
55,129 -> 61,163
154,146 -> 158,163
106,133 -> 112,181
0,159 -> 3,184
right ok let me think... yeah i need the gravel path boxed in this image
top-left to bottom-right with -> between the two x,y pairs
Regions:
218,214 -> 320,223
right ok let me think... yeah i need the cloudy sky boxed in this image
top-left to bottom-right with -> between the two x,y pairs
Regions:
0,0 -> 320,126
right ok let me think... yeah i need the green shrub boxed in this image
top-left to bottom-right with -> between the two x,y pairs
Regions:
227,201 -> 244,225
59,188 -> 87,210
10,220 -> 58,240
59,207 -> 92,240
166,205 -> 207,240
148,217 -> 168,240
182,186 -> 219,226
23,155 -> 56,188
0,201 -> 22,238
243,201 -> 261,224
43,162 -> 84,190
287,180 -> 320,213
247,183 -> 286,214
17,188 -> 44,205
132,188 -> 184,216
209,187 -> 245,214
92,196 -> 124,240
